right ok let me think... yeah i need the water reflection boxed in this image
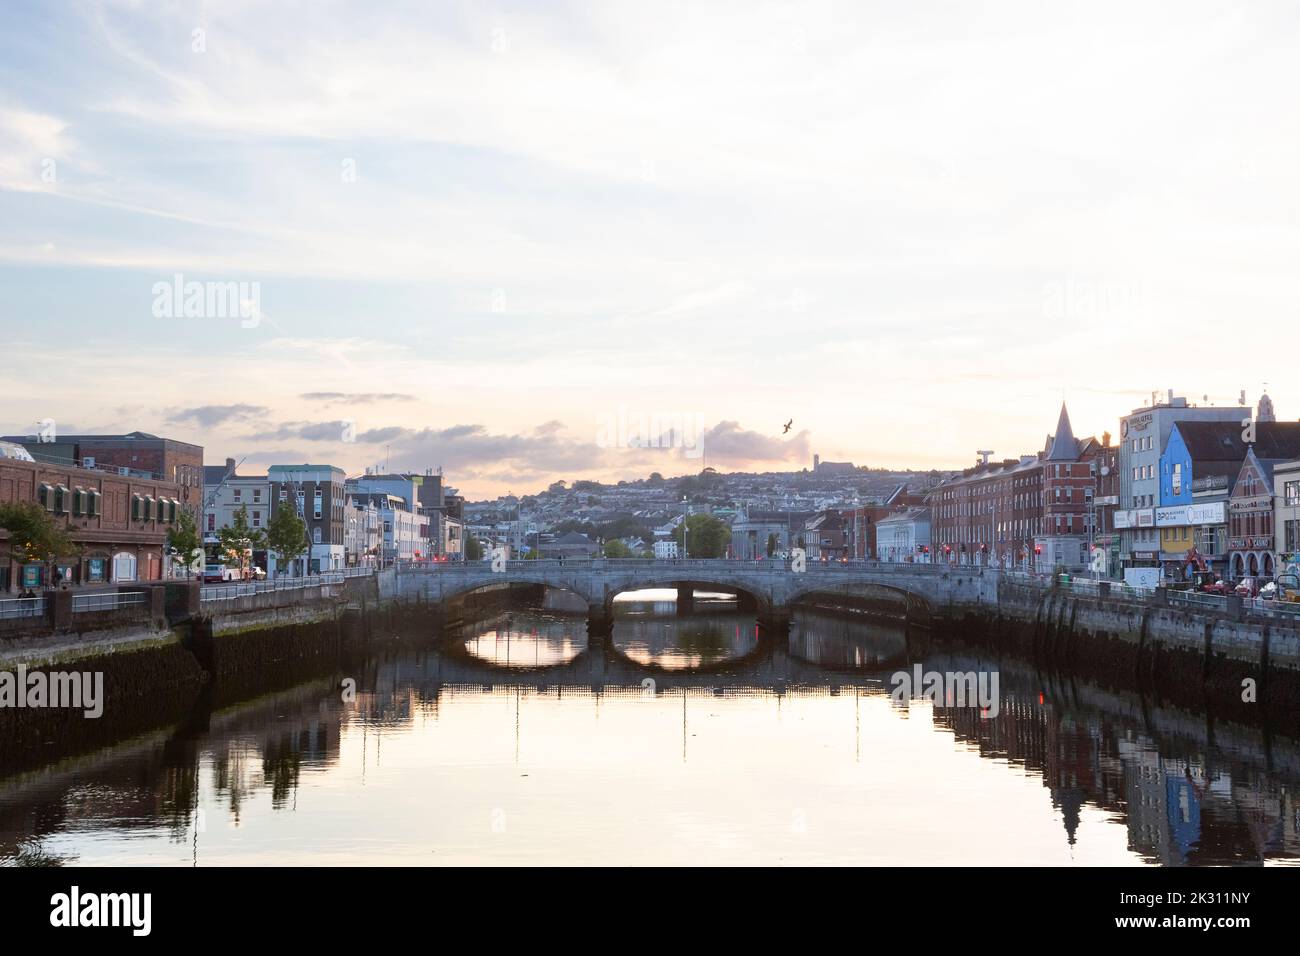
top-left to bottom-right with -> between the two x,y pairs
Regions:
462,612 -> 587,668
612,591 -> 759,669
1,604 -> 1298,866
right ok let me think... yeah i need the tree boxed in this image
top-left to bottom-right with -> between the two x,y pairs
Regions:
0,502 -> 79,586
766,532 -> 778,557
168,509 -> 202,578
216,505 -> 265,576
672,514 -> 731,559
264,505 -> 307,576
603,539 -> 632,558
464,535 -> 484,561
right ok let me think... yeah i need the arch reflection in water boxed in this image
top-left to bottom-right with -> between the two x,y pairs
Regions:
787,608 -> 910,671
462,611 -> 587,668
611,589 -> 758,670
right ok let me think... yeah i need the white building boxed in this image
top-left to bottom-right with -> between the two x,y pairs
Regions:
654,539 -> 679,559
344,499 -> 382,567
875,508 -> 931,562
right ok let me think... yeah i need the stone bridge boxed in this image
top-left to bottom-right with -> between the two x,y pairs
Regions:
388,559 -> 1000,633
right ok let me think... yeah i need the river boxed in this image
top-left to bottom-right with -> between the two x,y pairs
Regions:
1,590 -> 1297,866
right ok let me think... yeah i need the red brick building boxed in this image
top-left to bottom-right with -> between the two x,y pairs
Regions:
0,431 -> 204,514
0,450 -> 184,591
927,404 -> 1114,571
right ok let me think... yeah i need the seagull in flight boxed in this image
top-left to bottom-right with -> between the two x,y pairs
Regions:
783,419 -> 793,434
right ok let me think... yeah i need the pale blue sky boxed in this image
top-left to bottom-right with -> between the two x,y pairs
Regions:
2,1 -> 1297,497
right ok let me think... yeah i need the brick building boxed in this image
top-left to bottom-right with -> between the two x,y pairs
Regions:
1,431 -> 204,514
927,404 -> 1113,571
0,446 -> 184,591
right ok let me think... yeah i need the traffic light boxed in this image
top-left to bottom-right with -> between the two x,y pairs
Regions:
1034,545 -> 1042,556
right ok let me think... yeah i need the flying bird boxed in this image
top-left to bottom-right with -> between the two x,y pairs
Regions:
783,419 -> 793,434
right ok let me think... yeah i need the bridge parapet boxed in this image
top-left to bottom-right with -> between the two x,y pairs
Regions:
392,559 -> 1001,617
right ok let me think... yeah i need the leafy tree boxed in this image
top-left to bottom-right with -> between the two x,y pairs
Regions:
646,472 -> 665,487
168,509 -> 203,577
671,514 -> 731,559
766,532 -> 778,557
603,539 -> 632,558
0,502 -> 79,584
216,505 -> 265,576
464,536 -> 483,561
264,505 -> 307,576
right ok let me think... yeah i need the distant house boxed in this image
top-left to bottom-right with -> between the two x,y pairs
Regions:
540,531 -> 599,558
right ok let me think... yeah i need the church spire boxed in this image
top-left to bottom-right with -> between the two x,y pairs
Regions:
1045,402 -> 1078,461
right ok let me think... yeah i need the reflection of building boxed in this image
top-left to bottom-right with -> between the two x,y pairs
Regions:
0,451 -> 184,590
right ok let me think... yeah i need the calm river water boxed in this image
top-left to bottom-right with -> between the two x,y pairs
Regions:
1,590 -> 1298,866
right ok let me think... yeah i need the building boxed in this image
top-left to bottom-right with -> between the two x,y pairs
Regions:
875,507 -> 931,562
267,464 -> 347,574
1117,393 -> 1242,573
842,485 -> 927,559
927,405 -> 1112,571
0,445 -> 184,591
2,430 -> 205,515
344,498 -> 382,567
1225,423 -> 1300,579
540,532 -> 599,559
202,457 -> 272,567
1274,458 -> 1300,574
654,539 -> 679,560
929,454 -> 1044,568
1034,405 -> 1097,574
803,510 -> 848,561
729,508 -> 813,559
1155,422 -> 1249,580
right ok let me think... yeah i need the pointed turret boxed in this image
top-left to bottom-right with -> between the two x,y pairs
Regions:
1045,403 -> 1078,461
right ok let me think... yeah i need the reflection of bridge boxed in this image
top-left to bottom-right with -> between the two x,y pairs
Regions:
390,559 -> 999,633
413,628 -> 906,692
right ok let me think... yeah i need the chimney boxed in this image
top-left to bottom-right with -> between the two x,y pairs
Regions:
225,457 -> 236,475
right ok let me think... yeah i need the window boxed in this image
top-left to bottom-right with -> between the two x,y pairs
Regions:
314,491 -> 323,519
88,490 -> 101,517
1286,480 -> 1300,507
143,495 -> 154,521
73,488 -> 85,516
207,513 -> 216,532
312,526 -> 322,544
131,494 -> 142,521
233,488 -> 242,502
38,483 -> 54,511
252,510 -> 261,528
253,488 -> 262,503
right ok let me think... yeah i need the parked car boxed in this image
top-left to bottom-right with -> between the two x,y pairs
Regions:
203,564 -> 238,583
1234,577 -> 1264,598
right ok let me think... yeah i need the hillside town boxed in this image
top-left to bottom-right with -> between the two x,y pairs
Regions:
1,389 -> 1298,593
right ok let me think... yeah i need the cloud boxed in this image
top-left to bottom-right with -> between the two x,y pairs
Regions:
697,421 -> 812,466
242,419 -> 353,442
298,392 -> 415,403
166,403 -> 269,427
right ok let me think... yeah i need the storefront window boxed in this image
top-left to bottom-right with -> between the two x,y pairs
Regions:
21,565 -> 43,588
87,558 -> 106,583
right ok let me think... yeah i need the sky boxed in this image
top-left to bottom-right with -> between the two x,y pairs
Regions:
1,0 -> 1297,499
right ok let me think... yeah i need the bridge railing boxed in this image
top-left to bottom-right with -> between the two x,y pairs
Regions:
395,557 -> 966,574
